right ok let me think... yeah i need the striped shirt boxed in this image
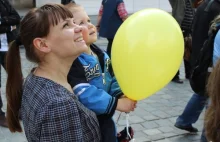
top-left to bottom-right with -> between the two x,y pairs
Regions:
21,73 -> 101,142
181,0 -> 194,31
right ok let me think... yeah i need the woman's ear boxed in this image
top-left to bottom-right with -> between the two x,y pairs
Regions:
33,38 -> 51,53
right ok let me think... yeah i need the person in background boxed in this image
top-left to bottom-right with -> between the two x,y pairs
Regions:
204,14 -> 220,142
205,60 -> 220,142
96,0 -> 128,59
175,1 -> 220,141
169,0 -> 195,83
0,0 -> 20,128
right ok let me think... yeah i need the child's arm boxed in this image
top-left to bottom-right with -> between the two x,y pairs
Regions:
117,1 -> 128,21
68,58 -> 136,117
108,77 -> 124,98
68,58 -> 118,117
73,83 -> 117,117
73,83 -> 136,117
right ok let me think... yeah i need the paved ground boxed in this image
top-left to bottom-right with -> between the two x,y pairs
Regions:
0,37 -> 205,142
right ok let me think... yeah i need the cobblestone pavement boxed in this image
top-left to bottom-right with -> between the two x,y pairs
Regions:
0,37 -> 205,142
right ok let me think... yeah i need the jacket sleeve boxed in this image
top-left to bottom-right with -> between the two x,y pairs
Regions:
73,83 -> 117,118
108,77 -> 123,98
168,0 -> 175,8
0,25 -> 11,33
0,1 -> 20,26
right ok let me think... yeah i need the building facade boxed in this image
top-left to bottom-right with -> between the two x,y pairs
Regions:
10,0 -> 172,15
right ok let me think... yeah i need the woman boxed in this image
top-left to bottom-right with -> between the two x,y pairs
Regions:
6,4 -> 101,142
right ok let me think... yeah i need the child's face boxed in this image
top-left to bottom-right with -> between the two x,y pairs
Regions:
73,7 -> 97,45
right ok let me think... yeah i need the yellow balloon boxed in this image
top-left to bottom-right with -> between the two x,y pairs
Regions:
112,8 -> 184,101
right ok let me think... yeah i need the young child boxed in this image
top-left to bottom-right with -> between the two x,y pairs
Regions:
65,3 -> 136,142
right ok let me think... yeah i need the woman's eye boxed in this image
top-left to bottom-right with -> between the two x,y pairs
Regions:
63,23 -> 69,28
88,20 -> 91,23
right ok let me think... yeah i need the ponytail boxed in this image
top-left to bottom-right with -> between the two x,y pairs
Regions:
6,40 -> 23,132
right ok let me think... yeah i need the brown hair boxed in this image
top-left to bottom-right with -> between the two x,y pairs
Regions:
205,59 -> 220,141
6,3 -> 73,133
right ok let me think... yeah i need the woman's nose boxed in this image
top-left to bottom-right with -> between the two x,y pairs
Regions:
74,25 -> 83,33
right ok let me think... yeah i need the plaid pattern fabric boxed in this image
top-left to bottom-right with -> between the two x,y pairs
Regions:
98,2 -> 128,19
21,73 -> 101,142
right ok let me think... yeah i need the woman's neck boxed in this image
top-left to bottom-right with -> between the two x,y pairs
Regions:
34,57 -> 75,91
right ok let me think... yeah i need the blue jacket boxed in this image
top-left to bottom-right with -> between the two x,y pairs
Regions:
99,0 -> 124,39
68,44 -> 123,142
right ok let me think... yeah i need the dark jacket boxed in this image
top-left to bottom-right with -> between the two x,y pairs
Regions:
61,0 -> 75,4
0,0 -> 20,44
169,0 -> 187,25
99,0 -> 124,39
190,0 -> 220,67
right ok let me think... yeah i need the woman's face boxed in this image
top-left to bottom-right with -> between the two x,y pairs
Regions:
44,18 -> 87,58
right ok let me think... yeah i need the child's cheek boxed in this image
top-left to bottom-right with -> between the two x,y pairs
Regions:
82,30 -> 89,43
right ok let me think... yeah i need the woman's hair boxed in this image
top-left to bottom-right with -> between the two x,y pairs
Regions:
205,59 -> 220,141
6,3 -> 73,133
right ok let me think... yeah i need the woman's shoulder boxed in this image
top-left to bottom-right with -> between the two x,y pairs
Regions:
23,73 -> 77,108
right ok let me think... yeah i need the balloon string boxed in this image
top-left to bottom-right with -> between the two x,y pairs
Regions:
126,113 -> 135,142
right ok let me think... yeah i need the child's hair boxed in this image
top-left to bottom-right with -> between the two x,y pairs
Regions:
6,3 -> 73,133
64,2 -> 82,13
205,59 -> 220,141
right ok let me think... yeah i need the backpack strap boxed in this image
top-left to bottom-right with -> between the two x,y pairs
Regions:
204,0 -> 214,12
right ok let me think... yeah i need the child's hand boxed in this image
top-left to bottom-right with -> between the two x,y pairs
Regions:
117,98 -> 137,113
